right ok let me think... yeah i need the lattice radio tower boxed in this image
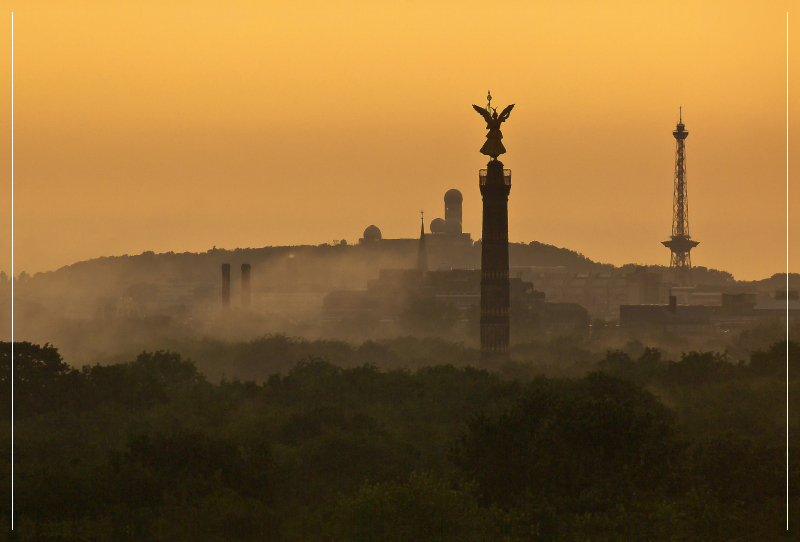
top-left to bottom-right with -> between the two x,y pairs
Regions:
661,108 -> 698,286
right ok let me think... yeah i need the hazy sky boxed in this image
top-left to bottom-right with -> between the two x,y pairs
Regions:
1,1 -> 797,281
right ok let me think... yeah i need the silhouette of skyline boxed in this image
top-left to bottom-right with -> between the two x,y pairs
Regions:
0,2 -> 796,281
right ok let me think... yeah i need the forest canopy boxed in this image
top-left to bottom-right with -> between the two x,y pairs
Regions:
0,337 -> 797,541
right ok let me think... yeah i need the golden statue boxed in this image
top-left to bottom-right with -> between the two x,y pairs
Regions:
472,92 -> 515,159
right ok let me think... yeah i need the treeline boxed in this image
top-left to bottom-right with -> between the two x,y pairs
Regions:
11,244 -> 795,304
14,240 -> 606,293
1,339 -> 797,541
88,320 -> 797,384
93,335 -> 480,383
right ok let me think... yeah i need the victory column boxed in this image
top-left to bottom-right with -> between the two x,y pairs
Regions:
473,92 -> 514,362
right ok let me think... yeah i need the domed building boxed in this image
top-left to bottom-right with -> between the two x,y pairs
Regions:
423,188 -> 473,270
444,188 -> 463,203
443,217 -> 462,234
356,189 -> 473,268
444,189 -> 463,233
359,225 -> 382,244
429,218 -> 446,233
429,189 -> 465,235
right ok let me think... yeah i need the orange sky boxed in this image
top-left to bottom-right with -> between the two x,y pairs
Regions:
0,1 -> 797,281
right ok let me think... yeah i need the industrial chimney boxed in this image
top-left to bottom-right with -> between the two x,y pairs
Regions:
241,263 -> 251,310
221,263 -> 231,309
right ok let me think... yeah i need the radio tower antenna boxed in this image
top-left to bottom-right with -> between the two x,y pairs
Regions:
662,109 -> 699,285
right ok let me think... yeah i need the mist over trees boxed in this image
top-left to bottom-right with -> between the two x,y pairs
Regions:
3,243 -> 798,539
1,335 -> 796,540
3,243 -> 797,368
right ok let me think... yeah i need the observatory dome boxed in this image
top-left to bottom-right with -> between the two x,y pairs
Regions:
363,225 -> 382,241
444,189 -> 463,204
443,218 -> 462,234
429,218 -> 446,233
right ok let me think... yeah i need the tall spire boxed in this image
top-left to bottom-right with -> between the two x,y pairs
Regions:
662,109 -> 699,285
475,94 -> 514,364
417,210 -> 428,274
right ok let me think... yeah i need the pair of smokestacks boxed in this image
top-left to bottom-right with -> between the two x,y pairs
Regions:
222,263 -> 251,310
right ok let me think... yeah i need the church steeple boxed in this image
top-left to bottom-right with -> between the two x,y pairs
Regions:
417,211 -> 428,274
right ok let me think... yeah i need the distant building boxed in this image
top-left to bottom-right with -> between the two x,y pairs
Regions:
322,265 -> 590,335
620,303 -> 710,332
426,189 -> 473,270
669,286 -> 695,305
359,225 -> 382,244
754,288 -> 800,323
357,189 -> 474,270
511,266 -> 629,320
618,286 -> 792,334
625,267 -> 670,305
444,189 -> 464,231
721,292 -> 758,311
702,292 -> 759,330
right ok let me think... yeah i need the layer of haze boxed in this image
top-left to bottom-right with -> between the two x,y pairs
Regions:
0,1 -> 797,281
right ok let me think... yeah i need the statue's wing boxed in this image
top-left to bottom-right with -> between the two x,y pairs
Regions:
472,104 -> 493,124
498,104 -> 515,122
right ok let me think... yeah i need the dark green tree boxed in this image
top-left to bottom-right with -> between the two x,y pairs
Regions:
451,373 -> 675,511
